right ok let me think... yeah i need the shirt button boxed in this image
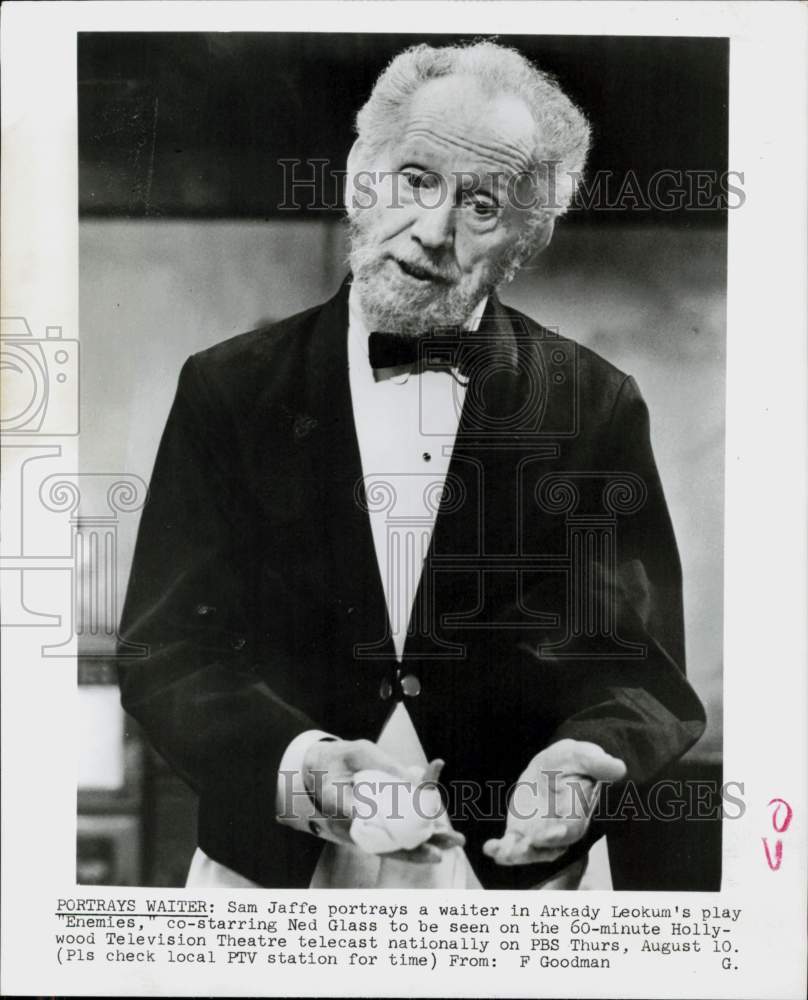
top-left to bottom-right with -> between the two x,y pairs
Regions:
400,674 -> 421,698
422,452 -> 431,462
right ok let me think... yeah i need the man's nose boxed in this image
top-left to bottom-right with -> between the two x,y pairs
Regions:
410,196 -> 455,251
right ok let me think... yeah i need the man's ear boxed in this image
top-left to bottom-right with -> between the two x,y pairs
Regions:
346,139 -> 362,176
532,215 -> 556,255
344,140 -> 364,214
516,215 -> 556,270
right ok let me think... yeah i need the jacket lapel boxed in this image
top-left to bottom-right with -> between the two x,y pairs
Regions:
301,282 -> 397,668
403,292 -> 560,660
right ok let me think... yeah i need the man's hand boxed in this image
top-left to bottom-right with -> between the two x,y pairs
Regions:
302,739 -> 464,863
483,739 -> 626,867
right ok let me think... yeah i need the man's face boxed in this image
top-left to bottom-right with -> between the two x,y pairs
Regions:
348,75 -> 541,335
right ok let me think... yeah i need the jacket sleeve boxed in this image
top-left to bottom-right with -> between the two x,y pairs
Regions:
545,375 -> 706,784
117,356 -> 320,823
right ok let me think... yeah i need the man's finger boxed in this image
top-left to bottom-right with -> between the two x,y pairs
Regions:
482,831 -> 521,860
344,741 -> 412,780
507,845 -> 567,866
428,829 -> 465,850
483,833 -> 566,866
317,781 -> 355,821
315,816 -> 353,844
528,821 -> 569,847
568,742 -> 627,782
529,819 -> 587,849
422,758 -> 445,784
385,843 -> 443,864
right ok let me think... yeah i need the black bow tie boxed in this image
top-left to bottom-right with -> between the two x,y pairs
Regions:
368,331 -> 469,381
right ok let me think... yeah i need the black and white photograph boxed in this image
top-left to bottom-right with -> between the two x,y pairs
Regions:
77,31 -> 726,891
1,3 -> 805,998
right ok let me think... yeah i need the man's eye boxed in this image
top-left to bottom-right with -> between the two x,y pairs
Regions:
464,194 -> 498,217
402,170 -> 438,190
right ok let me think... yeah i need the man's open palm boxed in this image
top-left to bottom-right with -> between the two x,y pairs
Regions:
483,739 -> 626,866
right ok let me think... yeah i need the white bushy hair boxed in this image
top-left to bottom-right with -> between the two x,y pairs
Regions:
354,39 -> 592,228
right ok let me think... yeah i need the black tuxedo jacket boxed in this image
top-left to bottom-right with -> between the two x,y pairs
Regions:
118,279 -> 706,888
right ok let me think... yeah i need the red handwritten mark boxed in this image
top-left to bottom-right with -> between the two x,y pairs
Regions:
762,837 -> 783,870
768,798 -> 793,833
763,797 -> 793,870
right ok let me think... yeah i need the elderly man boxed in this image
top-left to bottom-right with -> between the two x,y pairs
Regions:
118,40 -> 705,890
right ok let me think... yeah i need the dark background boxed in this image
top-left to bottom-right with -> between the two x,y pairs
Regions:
78,32 -> 728,220
76,33 -> 726,889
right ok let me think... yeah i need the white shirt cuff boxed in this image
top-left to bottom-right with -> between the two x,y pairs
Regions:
275,729 -> 340,840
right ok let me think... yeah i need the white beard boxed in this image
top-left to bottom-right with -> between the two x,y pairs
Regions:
347,215 -> 515,336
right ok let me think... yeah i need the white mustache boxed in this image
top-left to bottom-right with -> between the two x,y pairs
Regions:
394,257 -> 455,283
349,242 -> 455,284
